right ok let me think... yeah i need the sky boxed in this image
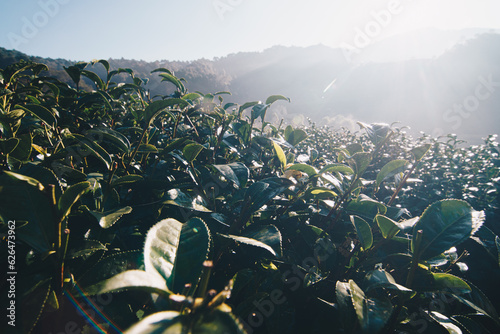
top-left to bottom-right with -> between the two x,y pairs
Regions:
0,0 -> 499,62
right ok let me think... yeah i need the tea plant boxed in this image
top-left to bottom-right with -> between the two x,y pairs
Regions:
1,60 -> 499,334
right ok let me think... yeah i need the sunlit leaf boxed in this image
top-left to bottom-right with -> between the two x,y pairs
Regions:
272,141 -> 287,171
286,163 -> 318,177
375,214 -> 401,239
411,144 -> 432,161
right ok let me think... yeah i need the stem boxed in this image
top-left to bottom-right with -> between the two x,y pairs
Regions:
128,125 -> 148,167
406,230 -> 423,288
387,162 -> 418,206
323,175 -> 359,229
385,230 -> 423,332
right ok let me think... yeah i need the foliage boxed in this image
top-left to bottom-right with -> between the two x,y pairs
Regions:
0,60 -> 499,334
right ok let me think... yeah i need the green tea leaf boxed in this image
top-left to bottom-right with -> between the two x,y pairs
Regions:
375,159 -> 409,189
286,163 -> 318,177
86,128 -> 131,153
272,141 -> 287,171
10,133 -> 32,161
111,174 -> 143,187
411,144 -> 432,161
412,199 -> 484,260
144,218 -> 183,282
348,152 -> 372,177
431,273 -> 471,294
163,189 -> 211,212
136,144 -> 158,153
0,172 -> 55,253
265,94 -> 290,105
88,206 -> 132,229
0,138 -> 19,155
242,224 -> 282,258
144,98 -> 187,125
168,218 -> 211,293
351,216 -> 373,251
218,234 -> 277,257
159,73 -> 185,93
84,270 -> 169,296
375,214 -> 401,239
426,311 -> 462,334
285,128 -> 308,146
17,104 -> 57,129
124,311 -> 181,334
212,162 -> 250,188
347,196 -> 387,221
304,187 -> 337,200
319,163 -> 354,175
58,181 -> 91,221
350,280 -> 393,333
183,143 -> 204,162
336,281 -> 357,330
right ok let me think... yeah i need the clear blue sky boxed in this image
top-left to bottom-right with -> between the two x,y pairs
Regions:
1,0 -> 499,61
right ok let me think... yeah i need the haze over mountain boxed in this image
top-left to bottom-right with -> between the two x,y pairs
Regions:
1,28 -> 498,144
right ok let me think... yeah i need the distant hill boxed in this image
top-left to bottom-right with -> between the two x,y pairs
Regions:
2,29 -> 499,144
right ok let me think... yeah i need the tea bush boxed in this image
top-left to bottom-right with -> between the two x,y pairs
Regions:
1,60 -> 499,333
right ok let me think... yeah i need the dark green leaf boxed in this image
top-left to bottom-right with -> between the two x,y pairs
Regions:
244,177 -> 293,215
136,144 -> 158,153
17,104 -> 57,129
10,133 -> 32,161
286,129 -> 308,146
81,70 -> 104,90
111,174 -> 143,187
336,281 -> 357,330
163,189 -> 211,212
159,73 -> 185,93
168,218 -> 211,293
183,143 -> 204,162
58,181 -> 91,221
350,280 -> 393,334
144,99 -> 187,125
242,224 -> 282,258
0,138 -> 19,155
212,162 -> 250,188
347,196 -> 387,220
412,199 -> 484,260
427,311 -> 463,334
86,128 -> 131,153
123,311 -> 181,334
351,216 -> 373,250
0,172 -> 55,253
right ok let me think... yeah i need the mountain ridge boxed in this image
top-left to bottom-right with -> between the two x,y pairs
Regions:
1,29 -> 499,144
